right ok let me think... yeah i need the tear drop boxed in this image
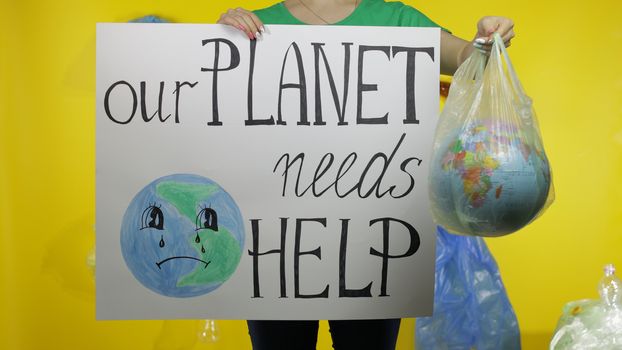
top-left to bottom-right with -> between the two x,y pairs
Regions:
195,233 -> 201,243
159,235 -> 165,248
201,245 -> 206,254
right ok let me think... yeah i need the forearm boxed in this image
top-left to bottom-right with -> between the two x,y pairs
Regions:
440,31 -> 474,75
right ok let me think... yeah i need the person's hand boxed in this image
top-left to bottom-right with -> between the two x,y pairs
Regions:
472,16 -> 514,52
217,8 -> 265,40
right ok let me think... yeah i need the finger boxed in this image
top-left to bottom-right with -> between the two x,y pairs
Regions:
228,12 -> 256,39
474,39 -> 493,50
474,45 -> 490,55
218,13 -> 254,39
217,15 -> 242,29
217,11 -> 236,25
501,29 -> 515,45
232,15 -> 256,39
219,10 -> 247,30
473,42 -> 492,52
495,18 -> 514,37
233,8 -> 260,39
237,8 -> 265,34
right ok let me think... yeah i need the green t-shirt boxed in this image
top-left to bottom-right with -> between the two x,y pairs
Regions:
254,0 -> 444,29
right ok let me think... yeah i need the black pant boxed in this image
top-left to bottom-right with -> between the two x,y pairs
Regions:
247,319 -> 401,350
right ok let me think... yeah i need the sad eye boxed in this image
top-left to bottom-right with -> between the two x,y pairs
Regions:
195,206 -> 218,231
140,204 -> 164,230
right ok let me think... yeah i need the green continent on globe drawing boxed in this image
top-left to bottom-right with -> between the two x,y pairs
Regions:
156,181 -> 242,287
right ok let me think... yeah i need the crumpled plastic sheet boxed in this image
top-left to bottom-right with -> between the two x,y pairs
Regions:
550,295 -> 622,348
416,226 -> 521,349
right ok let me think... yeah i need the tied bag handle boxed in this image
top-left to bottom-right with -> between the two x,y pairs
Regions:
492,33 -> 534,122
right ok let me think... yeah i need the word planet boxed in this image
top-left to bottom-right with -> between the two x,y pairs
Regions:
429,122 -> 551,236
120,174 -> 244,297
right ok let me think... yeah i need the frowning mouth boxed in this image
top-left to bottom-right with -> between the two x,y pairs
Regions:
156,256 -> 211,269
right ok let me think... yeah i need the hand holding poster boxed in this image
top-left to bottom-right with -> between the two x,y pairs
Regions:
96,23 -> 440,320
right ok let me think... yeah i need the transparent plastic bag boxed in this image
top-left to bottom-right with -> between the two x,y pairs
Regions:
550,264 -> 622,349
415,226 -> 521,349
429,34 -> 554,236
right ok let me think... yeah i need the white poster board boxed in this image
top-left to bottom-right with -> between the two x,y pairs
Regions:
96,23 -> 440,320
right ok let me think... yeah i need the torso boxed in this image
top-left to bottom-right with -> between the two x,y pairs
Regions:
283,0 -> 360,25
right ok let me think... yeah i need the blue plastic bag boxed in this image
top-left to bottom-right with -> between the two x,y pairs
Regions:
416,227 -> 521,349
130,15 -> 168,23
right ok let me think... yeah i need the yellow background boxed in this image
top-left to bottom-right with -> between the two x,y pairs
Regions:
1,0 -> 621,349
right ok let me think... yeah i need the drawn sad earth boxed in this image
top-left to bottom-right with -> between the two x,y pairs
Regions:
120,174 -> 244,297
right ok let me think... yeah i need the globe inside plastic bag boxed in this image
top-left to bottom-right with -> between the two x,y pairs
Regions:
429,33 -> 553,236
550,264 -> 622,349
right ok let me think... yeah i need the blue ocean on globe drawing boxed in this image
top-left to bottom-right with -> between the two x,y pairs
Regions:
120,174 -> 244,297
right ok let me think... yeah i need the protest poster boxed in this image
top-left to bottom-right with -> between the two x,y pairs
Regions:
96,23 -> 439,320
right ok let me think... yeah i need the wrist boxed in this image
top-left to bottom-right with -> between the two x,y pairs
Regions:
457,41 -> 474,66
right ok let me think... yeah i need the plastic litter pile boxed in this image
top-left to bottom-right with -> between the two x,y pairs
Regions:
550,264 -> 622,349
